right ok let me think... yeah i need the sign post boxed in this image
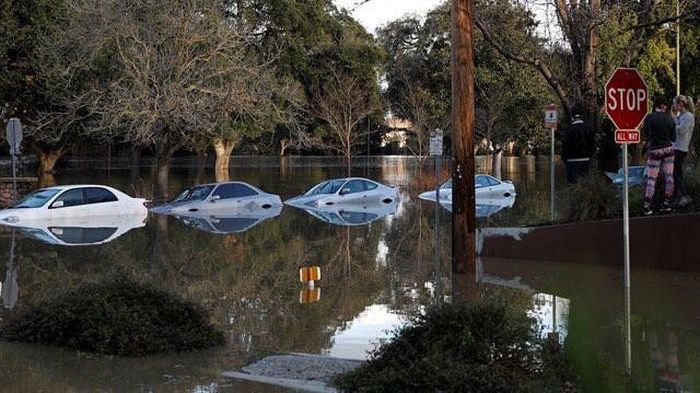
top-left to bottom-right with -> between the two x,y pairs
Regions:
5,118 -> 23,202
605,68 -> 648,290
544,104 -> 558,221
430,129 -> 444,281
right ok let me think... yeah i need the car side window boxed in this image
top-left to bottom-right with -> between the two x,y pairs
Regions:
475,176 -> 490,188
213,183 -> 259,199
487,177 -> 500,186
363,181 -> 379,191
52,189 -> 85,208
84,188 -> 118,204
342,180 -> 365,195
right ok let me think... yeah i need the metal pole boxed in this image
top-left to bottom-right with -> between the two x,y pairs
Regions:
676,0 -> 681,97
550,127 -> 556,221
623,143 -> 630,288
434,155 -> 441,301
11,153 -> 17,202
624,284 -> 631,375
451,0 -> 477,274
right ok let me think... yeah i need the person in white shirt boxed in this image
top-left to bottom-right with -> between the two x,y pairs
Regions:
672,95 -> 695,207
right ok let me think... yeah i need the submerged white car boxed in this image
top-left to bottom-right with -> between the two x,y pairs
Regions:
172,204 -> 283,234
0,185 -> 148,224
285,177 -> 398,208
150,181 -> 282,215
418,175 -> 516,207
13,213 -> 148,246
299,200 -> 399,227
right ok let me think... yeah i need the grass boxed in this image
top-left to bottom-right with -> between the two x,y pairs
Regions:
0,278 -> 224,356
332,301 -> 579,392
563,172 -> 620,222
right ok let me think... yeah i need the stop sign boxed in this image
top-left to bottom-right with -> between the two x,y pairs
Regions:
605,68 -> 649,130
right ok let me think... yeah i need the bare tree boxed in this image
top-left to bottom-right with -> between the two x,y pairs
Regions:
311,69 -> 379,175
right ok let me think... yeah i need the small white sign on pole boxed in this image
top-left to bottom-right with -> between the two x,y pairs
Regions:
429,129 -> 443,156
544,104 -> 558,129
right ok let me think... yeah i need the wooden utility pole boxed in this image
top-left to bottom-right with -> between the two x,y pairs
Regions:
451,0 -> 476,274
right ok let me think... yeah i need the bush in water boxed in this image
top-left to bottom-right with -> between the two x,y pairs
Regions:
0,279 -> 224,356
564,172 -> 620,222
332,301 -> 579,393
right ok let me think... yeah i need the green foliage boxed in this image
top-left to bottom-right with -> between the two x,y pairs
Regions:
564,172 -> 620,222
332,301 -> 579,393
0,279 -> 224,356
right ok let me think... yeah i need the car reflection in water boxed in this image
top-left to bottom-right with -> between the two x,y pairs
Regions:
171,204 -> 283,234
296,200 -> 399,227
7,213 -> 148,246
437,195 -> 516,218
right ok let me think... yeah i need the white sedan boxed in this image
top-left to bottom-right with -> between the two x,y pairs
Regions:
285,177 -> 398,208
150,181 -> 282,215
0,185 -> 148,224
418,175 -> 516,207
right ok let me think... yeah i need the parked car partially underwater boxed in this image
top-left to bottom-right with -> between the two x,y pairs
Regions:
0,185 -> 148,225
12,214 -> 148,246
169,205 -> 283,234
150,181 -> 282,215
611,166 -> 646,187
285,177 -> 399,208
418,175 -> 516,208
296,200 -> 399,227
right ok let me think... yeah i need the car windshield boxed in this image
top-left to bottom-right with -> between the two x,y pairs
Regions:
441,180 -> 453,189
174,185 -> 214,202
307,180 -> 346,195
10,189 -> 61,208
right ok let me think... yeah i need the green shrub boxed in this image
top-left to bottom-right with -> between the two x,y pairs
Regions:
564,172 -> 620,222
0,279 -> 224,356
332,301 -> 578,393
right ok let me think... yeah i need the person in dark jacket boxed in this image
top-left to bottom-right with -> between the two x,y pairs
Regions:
562,103 -> 595,183
641,96 -> 676,215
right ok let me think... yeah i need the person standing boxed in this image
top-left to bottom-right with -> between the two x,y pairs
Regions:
672,95 -> 695,207
642,96 -> 676,215
562,103 -> 595,184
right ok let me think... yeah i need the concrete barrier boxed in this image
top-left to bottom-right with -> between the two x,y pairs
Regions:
478,213 -> 700,271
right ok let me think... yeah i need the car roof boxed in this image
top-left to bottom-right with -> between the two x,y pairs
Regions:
189,181 -> 254,188
321,177 -> 378,183
40,184 -> 118,191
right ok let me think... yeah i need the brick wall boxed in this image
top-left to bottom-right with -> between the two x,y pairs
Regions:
0,177 -> 39,208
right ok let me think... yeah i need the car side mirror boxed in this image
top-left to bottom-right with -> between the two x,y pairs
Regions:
210,195 -> 221,203
340,188 -> 351,196
51,201 -> 64,208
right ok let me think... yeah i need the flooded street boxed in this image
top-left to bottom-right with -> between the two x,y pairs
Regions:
0,156 -> 698,392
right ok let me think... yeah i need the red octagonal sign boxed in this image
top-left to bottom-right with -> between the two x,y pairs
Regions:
605,68 -> 649,131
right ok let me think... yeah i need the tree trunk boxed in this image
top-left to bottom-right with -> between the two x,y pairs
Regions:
213,138 -> 235,182
38,173 -> 56,188
155,153 -> 170,201
280,139 -> 289,156
37,148 -> 65,174
196,149 -> 207,184
130,146 -> 142,184
492,150 -> 502,179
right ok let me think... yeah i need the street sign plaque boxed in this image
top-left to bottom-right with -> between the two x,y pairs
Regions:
429,129 -> 443,156
5,118 -> 22,156
544,104 -> 558,128
615,130 -> 641,144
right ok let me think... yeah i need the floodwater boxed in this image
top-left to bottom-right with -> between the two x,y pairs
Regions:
0,155 -> 696,392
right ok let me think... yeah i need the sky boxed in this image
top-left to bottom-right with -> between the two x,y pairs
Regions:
333,0 -> 445,34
